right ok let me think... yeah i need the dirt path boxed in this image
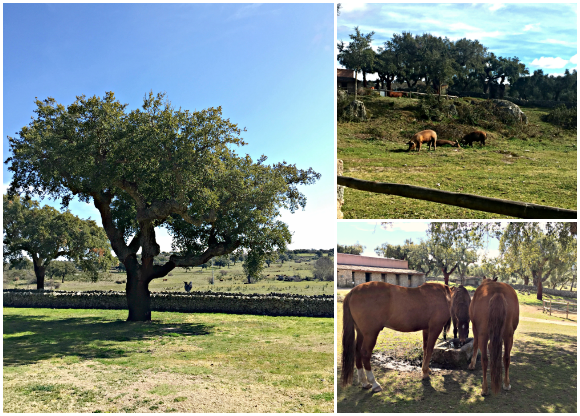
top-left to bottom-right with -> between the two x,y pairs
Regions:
520,316 -> 577,326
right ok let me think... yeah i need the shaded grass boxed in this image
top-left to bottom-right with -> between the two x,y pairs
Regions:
4,307 -> 333,413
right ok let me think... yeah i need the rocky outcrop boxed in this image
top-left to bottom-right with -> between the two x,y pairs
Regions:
491,100 -> 528,124
447,103 -> 458,117
343,100 -> 367,121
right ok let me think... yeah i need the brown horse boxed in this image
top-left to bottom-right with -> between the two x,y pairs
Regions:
450,285 -> 471,344
341,282 -> 452,392
468,279 -> 519,395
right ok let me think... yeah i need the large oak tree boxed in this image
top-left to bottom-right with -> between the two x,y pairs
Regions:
6,91 -> 320,321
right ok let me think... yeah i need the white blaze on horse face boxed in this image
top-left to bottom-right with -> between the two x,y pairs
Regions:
365,370 -> 381,390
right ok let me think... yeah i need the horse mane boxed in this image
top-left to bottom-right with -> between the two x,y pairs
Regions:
451,286 -> 471,319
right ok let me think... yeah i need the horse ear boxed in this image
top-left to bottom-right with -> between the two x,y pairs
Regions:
450,286 -> 456,292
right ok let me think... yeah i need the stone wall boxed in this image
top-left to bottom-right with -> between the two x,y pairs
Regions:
3,290 -> 333,318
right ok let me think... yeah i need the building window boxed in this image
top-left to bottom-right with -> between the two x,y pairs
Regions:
396,274 -> 400,286
381,273 -> 386,282
408,275 -> 413,287
351,271 -> 355,286
365,272 -> 371,282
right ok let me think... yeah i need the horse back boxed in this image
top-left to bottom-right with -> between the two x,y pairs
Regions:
470,281 -> 519,332
347,282 -> 451,333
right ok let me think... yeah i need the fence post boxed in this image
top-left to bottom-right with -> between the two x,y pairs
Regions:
337,159 -> 344,219
566,301 -> 569,319
549,299 -> 552,316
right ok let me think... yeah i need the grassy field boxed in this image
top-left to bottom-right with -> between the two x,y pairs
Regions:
336,298 -> 577,412
338,95 -> 577,218
4,256 -> 333,296
4,307 -> 334,413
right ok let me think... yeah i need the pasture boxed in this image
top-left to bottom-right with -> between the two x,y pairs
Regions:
336,291 -> 577,412
337,95 -> 577,218
4,255 -> 333,296
4,307 -> 334,413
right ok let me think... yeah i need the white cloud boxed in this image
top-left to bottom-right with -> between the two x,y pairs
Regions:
489,3 -> 506,12
570,54 -> 578,64
523,23 -> 540,32
531,56 -> 569,69
541,38 -> 576,47
450,22 -> 481,32
340,3 -> 368,13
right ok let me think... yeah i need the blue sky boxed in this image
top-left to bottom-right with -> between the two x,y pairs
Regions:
337,221 -> 501,259
338,3 -> 577,79
3,3 -> 335,251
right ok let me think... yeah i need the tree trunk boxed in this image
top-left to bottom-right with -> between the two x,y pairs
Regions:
354,70 -> 358,99
537,278 -> 543,301
441,263 -> 458,286
125,257 -> 152,321
362,70 -> 367,88
523,275 -> 529,286
33,261 -> 46,290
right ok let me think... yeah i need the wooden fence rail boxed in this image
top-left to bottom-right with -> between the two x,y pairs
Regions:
543,299 -> 577,319
337,176 -> 577,219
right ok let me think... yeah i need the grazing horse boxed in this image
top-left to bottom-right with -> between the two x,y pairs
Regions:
468,279 -> 519,395
450,286 -> 471,344
341,282 -> 452,392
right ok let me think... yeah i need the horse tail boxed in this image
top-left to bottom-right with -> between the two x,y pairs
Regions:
341,294 -> 356,387
488,293 -> 507,394
443,317 -> 451,339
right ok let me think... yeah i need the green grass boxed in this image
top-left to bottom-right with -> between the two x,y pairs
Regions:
5,257 -> 333,296
4,307 -> 334,413
338,95 -> 577,219
336,301 -> 577,412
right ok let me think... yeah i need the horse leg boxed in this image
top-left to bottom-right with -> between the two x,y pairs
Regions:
503,334 -> 513,391
360,332 -> 382,392
354,328 -> 369,388
479,335 -> 490,396
468,323 -> 479,370
421,329 -> 439,379
453,316 -> 458,340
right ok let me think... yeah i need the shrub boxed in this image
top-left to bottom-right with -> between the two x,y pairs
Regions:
416,89 -> 446,121
544,105 -> 577,130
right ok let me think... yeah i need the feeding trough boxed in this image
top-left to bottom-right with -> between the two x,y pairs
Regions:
431,338 -> 474,368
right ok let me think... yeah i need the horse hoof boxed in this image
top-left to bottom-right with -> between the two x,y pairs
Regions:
362,383 -> 372,390
468,364 -> 475,371
503,384 -> 511,391
481,390 -> 489,396
422,373 -> 430,380
372,386 -> 383,393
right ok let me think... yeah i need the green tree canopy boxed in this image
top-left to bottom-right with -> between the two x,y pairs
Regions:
3,194 -> 114,289
337,243 -> 365,255
337,26 -> 375,98
313,256 -> 334,281
5,91 -> 320,320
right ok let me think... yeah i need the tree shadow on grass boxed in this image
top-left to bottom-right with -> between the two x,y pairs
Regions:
3,314 -> 214,366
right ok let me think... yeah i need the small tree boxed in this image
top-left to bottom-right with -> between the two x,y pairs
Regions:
337,27 -> 375,100
243,250 -> 265,284
3,195 -> 114,289
313,256 -> 334,281
46,261 -> 78,283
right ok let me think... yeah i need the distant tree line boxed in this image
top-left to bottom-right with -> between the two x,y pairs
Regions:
339,27 -> 576,101
337,244 -> 365,255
